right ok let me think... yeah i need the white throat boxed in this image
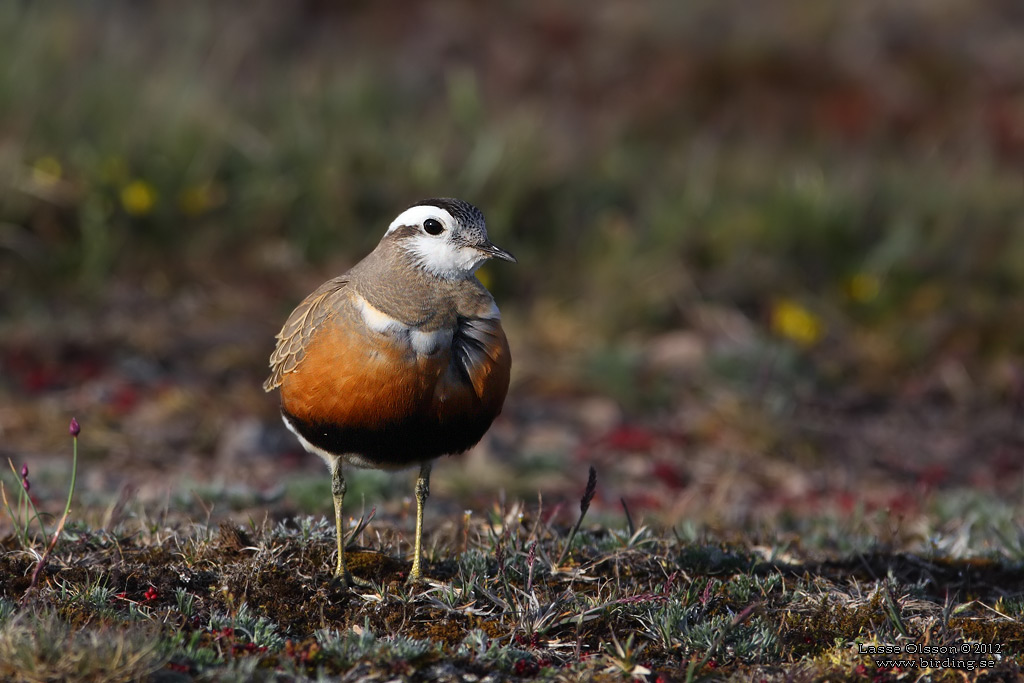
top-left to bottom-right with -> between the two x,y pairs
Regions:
405,234 -> 487,279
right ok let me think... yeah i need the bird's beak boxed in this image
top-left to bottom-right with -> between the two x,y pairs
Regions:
476,241 -> 517,263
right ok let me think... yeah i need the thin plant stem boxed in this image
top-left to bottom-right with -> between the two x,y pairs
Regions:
556,466 -> 597,568
6,458 -> 47,544
25,430 -> 79,596
59,433 -> 79,528
0,481 -> 21,545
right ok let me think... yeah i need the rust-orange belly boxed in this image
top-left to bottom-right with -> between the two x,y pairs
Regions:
280,315 -> 510,467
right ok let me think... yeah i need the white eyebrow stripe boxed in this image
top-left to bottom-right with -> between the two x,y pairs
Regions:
386,205 -> 456,235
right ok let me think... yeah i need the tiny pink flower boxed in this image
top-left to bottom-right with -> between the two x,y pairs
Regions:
69,417 -> 80,437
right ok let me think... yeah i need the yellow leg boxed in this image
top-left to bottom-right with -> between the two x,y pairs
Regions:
409,462 -> 431,582
330,459 -> 357,586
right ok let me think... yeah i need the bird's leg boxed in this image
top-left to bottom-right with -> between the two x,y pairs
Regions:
330,458 -> 358,586
409,462 -> 431,582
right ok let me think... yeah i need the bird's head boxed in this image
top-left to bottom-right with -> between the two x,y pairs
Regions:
385,198 -> 516,279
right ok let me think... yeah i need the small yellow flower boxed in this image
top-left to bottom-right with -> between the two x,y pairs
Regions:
846,273 -> 880,303
120,180 -> 157,216
31,156 -> 62,187
771,299 -> 824,348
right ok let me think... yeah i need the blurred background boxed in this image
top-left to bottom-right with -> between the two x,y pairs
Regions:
2,1 -> 1023,539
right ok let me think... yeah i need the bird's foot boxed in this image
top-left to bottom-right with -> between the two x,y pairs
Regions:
405,572 -> 427,586
334,569 -> 372,588
405,559 -> 432,585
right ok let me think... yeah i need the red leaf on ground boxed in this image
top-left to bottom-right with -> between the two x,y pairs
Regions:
111,384 -> 141,413
652,462 -> 687,489
603,425 -> 655,451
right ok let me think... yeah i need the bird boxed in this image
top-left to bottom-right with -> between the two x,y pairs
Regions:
263,198 -> 515,586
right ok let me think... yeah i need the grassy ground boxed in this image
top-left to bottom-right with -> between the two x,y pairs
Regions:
2,448 -> 1024,682
4,1 -> 1024,680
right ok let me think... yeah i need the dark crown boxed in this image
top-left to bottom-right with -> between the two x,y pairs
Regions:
413,198 -> 485,230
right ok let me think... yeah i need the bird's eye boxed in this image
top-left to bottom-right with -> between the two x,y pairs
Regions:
423,218 -> 445,235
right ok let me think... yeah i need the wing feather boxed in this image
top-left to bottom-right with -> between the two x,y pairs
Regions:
453,316 -> 506,393
263,276 -> 349,392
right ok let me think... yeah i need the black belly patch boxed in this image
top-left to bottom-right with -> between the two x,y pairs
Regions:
282,407 -> 496,467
